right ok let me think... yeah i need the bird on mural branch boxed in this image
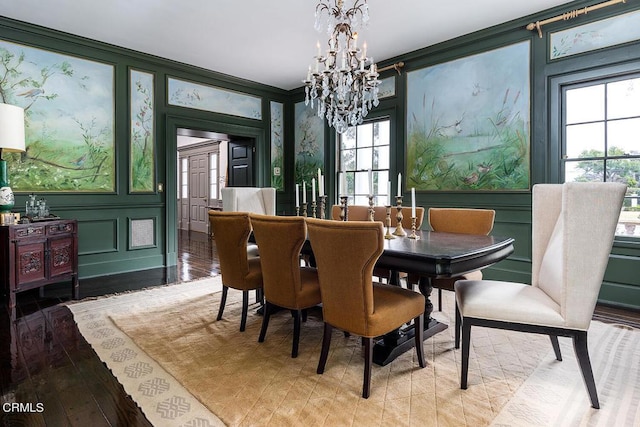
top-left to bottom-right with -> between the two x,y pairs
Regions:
18,88 -> 45,98
72,153 -> 88,168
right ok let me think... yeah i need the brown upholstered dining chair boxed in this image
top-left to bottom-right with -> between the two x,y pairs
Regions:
208,211 -> 263,332
455,182 -> 626,409
250,214 -> 321,358
306,218 -> 426,398
330,204 -> 370,221
423,208 -> 495,311
330,204 -> 425,228
330,204 -> 425,283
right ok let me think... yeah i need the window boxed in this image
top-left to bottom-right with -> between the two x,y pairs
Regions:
209,152 -> 219,200
563,75 -> 640,237
338,119 -> 391,205
180,157 -> 188,200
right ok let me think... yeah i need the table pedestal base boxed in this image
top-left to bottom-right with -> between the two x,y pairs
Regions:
372,318 -> 447,366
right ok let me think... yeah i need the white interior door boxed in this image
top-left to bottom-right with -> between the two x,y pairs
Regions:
189,153 -> 209,234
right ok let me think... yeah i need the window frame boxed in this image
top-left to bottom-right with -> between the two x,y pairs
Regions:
554,69 -> 640,240
337,116 -> 392,206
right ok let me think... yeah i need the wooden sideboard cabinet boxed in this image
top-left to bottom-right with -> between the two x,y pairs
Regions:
0,219 -> 79,317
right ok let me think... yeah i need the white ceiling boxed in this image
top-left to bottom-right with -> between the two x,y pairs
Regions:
0,0 -> 574,90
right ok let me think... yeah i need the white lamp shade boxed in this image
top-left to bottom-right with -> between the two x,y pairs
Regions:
0,103 -> 26,152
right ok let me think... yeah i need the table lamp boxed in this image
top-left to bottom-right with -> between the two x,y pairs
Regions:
0,103 -> 26,213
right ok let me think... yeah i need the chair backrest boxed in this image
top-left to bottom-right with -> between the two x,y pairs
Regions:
428,208 -> 495,235
250,214 -> 307,308
222,187 -> 276,215
330,204 -> 370,221
208,211 -> 252,287
306,218 -> 383,333
330,205 -> 425,228
532,182 -> 626,330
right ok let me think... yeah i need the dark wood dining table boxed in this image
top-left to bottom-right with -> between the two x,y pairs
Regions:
367,229 -> 514,365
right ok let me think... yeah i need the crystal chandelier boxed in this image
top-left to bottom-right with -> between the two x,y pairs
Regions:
303,0 -> 380,134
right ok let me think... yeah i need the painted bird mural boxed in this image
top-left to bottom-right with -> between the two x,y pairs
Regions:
71,153 -> 88,167
463,172 -> 479,185
18,88 -> 45,98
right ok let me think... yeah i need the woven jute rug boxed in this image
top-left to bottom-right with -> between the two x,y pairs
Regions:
67,277 -> 640,426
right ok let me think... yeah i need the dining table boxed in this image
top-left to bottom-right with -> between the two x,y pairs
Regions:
368,229 -> 515,365
264,225 -> 515,366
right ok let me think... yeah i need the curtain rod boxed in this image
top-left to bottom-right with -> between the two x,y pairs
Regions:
526,0 -> 626,38
377,62 -> 404,75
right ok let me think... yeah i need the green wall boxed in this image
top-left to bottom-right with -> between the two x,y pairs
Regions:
289,0 -> 640,309
2,0 -> 639,309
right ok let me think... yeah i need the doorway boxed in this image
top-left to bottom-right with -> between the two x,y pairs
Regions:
176,128 -> 255,234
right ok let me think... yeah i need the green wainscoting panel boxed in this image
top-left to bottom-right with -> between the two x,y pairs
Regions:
78,219 -> 119,255
599,282 -> 640,310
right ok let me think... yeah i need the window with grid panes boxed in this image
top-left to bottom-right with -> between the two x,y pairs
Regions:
209,152 -> 218,200
338,119 -> 391,206
562,75 -> 639,237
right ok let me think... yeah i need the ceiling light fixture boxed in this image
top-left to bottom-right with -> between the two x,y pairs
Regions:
303,0 -> 380,134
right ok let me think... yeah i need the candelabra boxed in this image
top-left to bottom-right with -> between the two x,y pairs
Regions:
408,216 -> 420,240
296,206 -> 300,216
302,202 -> 308,218
393,196 -> 406,237
368,195 -> 375,221
340,196 -> 349,221
384,206 -> 395,239
318,195 -> 327,219
311,200 -> 317,218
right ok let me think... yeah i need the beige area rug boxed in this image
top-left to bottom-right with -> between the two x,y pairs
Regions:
67,277 -> 640,427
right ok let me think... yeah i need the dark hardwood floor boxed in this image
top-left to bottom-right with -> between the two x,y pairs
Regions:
0,230 -> 218,426
1,229 -> 638,426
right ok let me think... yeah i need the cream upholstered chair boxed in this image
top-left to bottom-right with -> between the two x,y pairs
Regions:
455,182 -> 626,409
250,214 -> 321,358
222,187 -> 276,215
306,218 -> 426,398
221,187 -> 275,259
208,211 -> 263,332
427,208 -> 495,311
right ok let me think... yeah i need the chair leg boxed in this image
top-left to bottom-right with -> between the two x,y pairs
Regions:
573,331 -> 600,409
291,309 -> 302,358
460,319 -> 471,389
258,302 -> 272,342
317,323 -> 333,374
414,313 -> 426,368
302,308 -> 308,322
363,337 -> 373,399
550,335 -> 562,361
437,288 -> 443,311
216,286 -> 229,321
454,303 -> 461,349
240,290 -> 249,332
